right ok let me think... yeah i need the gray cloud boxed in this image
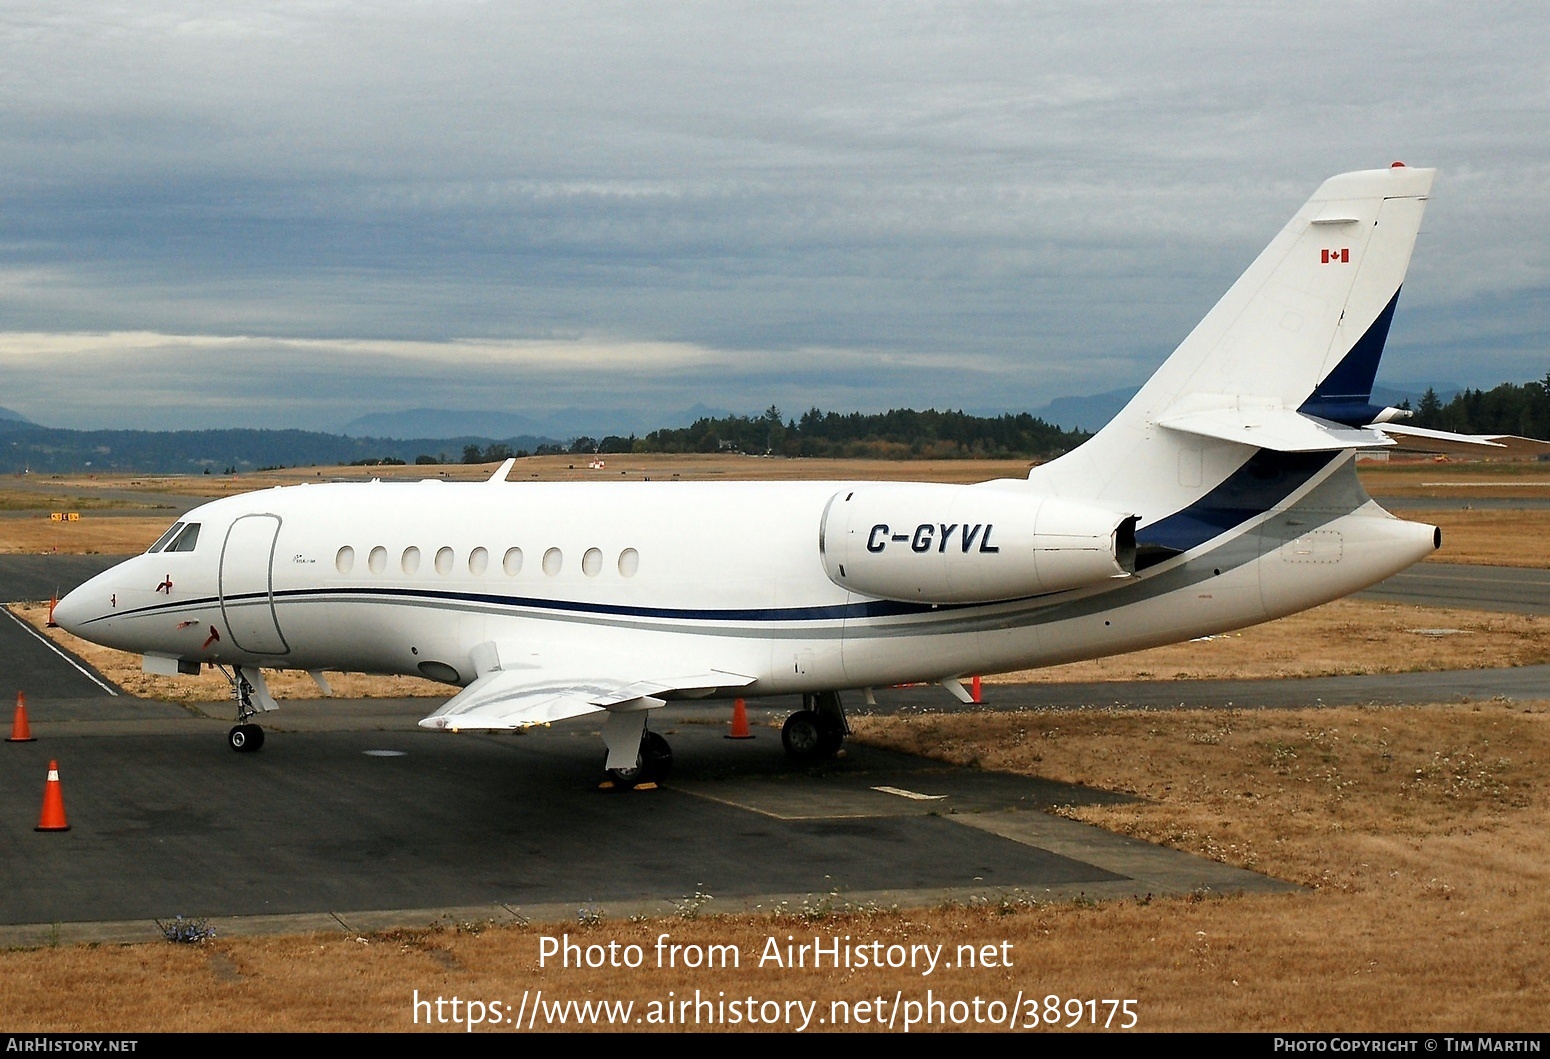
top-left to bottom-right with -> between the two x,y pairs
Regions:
1,2 -> 1546,430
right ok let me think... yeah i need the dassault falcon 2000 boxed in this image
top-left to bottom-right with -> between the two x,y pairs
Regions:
56,164 -> 1479,786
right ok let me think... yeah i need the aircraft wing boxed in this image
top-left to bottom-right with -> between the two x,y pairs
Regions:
417,667 -> 757,732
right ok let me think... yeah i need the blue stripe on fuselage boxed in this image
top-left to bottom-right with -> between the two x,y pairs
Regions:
1136,450 -> 1336,553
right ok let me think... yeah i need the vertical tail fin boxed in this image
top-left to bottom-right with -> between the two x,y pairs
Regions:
1032,165 -> 1434,512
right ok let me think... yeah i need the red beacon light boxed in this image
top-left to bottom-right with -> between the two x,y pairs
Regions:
1390,160 -> 1407,167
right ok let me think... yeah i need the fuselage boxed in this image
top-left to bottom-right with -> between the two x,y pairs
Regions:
54,451 -> 1437,699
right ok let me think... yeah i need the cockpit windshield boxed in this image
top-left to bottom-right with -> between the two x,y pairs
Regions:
166,523 -> 201,552
147,522 -> 184,553
147,521 -> 202,554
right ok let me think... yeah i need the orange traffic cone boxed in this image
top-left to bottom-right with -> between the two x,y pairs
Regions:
726,697 -> 754,740
46,594 -> 59,628
36,760 -> 70,832
971,674 -> 982,704
7,691 -> 35,742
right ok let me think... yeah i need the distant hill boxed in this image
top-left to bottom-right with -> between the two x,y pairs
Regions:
0,407 -> 35,427
0,425 -> 559,474
1031,387 -> 1139,432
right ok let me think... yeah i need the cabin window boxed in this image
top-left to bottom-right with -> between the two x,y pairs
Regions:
336,546 -> 355,574
503,547 -> 523,576
165,523 -> 202,553
434,547 -> 454,575
402,546 -> 421,575
542,547 -> 563,576
368,546 -> 387,574
147,522 -> 185,554
582,547 -> 602,577
469,547 -> 489,576
618,548 -> 639,577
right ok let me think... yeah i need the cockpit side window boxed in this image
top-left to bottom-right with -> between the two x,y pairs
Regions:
147,522 -> 185,554
166,523 -> 202,553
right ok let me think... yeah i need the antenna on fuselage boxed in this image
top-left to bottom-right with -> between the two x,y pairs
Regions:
486,458 -> 517,484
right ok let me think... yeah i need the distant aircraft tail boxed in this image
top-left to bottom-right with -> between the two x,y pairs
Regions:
1030,164 -> 1434,517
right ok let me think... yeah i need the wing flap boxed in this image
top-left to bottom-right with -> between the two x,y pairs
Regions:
418,667 -> 756,731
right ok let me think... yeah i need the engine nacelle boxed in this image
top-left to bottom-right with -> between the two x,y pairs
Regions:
820,484 -> 1137,604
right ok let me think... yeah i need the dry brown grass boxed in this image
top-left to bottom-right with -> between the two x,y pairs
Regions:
11,596 -> 1548,703
3,701 -> 1548,1031
991,598 -> 1550,683
1359,459 -> 1550,500
0,489 -> 160,512
7,460 -> 1548,569
1416,508 -> 1550,568
36,454 -> 1042,498
6,601 -> 447,702
0,516 -> 173,555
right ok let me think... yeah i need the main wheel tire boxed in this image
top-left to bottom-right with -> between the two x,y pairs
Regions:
641,731 -> 673,782
816,720 -> 844,757
605,763 -> 643,789
782,710 -> 824,759
227,724 -> 264,753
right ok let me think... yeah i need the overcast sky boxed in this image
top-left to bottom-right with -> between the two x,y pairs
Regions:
1,1 -> 1546,432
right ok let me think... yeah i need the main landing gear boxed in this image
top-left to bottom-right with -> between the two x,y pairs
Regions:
220,665 -> 265,753
782,690 -> 849,761
602,729 -> 673,790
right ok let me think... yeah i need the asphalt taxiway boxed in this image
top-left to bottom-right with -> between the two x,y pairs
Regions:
0,697 -> 1296,946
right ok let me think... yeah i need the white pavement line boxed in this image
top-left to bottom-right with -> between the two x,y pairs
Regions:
871,785 -> 947,801
2,606 -> 119,696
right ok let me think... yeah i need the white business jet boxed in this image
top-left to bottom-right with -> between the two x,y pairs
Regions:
56,165 -> 1460,786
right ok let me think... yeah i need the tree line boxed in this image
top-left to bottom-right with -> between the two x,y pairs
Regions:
1405,374 -> 1550,439
628,406 -> 1088,459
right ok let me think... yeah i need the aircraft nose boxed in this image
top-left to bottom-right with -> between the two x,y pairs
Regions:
51,583 -> 95,635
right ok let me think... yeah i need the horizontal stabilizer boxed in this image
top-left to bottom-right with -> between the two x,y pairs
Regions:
1157,397 -> 1392,452
1369,423 -> 1550,457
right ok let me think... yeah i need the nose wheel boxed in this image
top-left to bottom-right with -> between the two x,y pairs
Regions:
227,723 -> 265,752
219,664 -> 266,753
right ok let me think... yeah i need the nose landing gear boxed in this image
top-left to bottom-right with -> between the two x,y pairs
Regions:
227,722 -> 265,752
219,665 -> 266,753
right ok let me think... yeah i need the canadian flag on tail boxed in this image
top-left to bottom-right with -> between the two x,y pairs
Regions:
1322,248 -> 1350,263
